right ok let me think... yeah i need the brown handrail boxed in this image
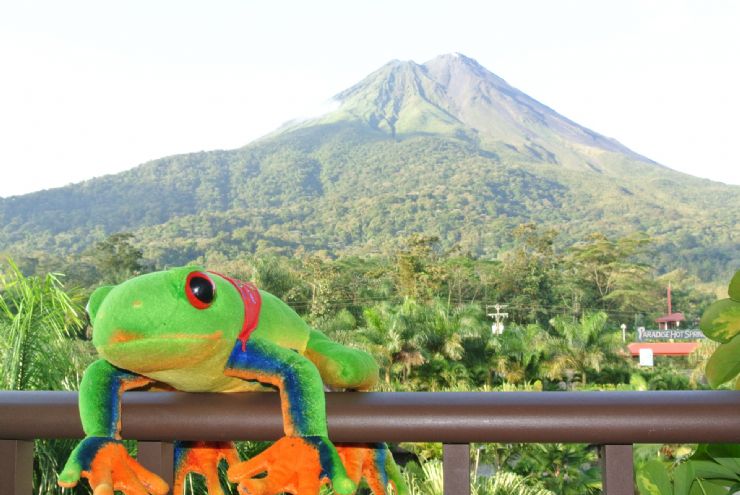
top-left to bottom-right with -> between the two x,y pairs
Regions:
1,390 -> 739,495
0,390 -> 738,443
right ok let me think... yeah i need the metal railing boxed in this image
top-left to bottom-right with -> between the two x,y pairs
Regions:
1,390 -> 739,494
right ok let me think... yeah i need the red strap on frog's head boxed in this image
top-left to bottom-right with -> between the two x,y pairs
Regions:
208,271 -> 262,351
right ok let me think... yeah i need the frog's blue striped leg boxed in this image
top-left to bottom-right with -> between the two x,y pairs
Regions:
58,359 -> 168,495
223,337 -> 356,495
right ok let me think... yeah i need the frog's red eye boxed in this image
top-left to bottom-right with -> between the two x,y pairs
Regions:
185,272 -> 215,309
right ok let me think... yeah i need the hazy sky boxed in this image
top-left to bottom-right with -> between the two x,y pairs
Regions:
1,1 -> 739,197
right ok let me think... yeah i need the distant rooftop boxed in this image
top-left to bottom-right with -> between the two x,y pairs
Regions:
655,312 -> 685,323
628,342 -> 698,357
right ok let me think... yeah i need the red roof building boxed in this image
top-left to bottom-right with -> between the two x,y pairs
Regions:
627,342 -> 699,357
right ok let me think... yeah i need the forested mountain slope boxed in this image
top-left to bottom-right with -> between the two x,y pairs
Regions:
1,54 -> 737,280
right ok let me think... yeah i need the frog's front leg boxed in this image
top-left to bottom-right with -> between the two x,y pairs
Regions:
173,441 -> 240,495
305,329 -> 379,390
223,337 -> 355,495
58,359 -> 169,495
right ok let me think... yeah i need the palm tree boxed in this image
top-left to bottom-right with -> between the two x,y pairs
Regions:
474,472 -> 556,495
543,311 -> 621,387
459,324 -> 499,388
359,301 -> 425,386
688,339 -> 720,388
403,459 -> 555,495
407,301 -> 487,390
0,259 -> 89,390
0,259 -> 91,494
359,299 -> 484,389
490,323 -> 549,385
517,443 -> 601,494
416,301 -> 473,362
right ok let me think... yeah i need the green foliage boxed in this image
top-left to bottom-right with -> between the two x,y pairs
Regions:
402,459 -> 555,495
395,235 -> 445,300
640,365 -> 692,391
0,258 -> 90,390
507,443 -> 601,494
729,271 -> 740,301
566,232 -> 661,315
639,271 -> 740,494
543,312 -> 622,386
495,224 -> 559,324
699,298 -> 740,344
636,446 -> 740,495
0,258 -> 93,494
472,471 -> 556,495
699,270 -> 740,388
704,334 -> 740,388
90,232 -> 148,284
637,460 -> 673,495
486,323 -> 548,385
1,122 -> 738,284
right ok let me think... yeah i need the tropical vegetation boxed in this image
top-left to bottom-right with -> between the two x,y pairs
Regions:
0,228 -> 731,494
635,271 -> 740,495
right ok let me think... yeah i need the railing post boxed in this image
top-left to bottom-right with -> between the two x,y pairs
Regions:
0,440 -> 33,495
600,444 -> 634,495
138,441 -> 174,493
443,443 -> 470,495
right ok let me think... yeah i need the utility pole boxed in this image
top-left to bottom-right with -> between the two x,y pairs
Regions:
486,304 -> 509,335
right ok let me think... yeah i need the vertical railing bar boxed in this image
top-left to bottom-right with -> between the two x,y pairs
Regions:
443,443 -> 470,495
600,444 -> 634,495
0,439 -> 34,495
137,441 -> 175,492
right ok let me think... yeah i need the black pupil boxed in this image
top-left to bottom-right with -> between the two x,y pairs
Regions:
189,276 -> 214,304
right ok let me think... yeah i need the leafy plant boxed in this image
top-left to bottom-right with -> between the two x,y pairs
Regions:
0,258 -> 92,494
699,270 -> 740,389
402,459 -> 554,495
472,472 -> 555,495
636,446 -> 740,495
543,312 -> 622,387
0,258 -> 89,390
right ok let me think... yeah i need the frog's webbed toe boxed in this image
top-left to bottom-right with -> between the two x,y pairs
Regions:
173,441 -> 239,495
337,444 -> 409,495
58,438 -> 168,495
227,436 -> 355,495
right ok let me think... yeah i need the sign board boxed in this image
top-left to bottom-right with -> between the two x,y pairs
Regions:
637,327 -> 705,341
639,348 -> 654,367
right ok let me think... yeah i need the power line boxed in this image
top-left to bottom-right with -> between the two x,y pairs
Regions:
486,304 -> 509,335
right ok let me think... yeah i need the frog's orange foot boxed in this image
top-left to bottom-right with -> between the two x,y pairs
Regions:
173,441 -> 240,495
59,438 -> 168,495
227,436 -> 354,495
337,444 -> 408,495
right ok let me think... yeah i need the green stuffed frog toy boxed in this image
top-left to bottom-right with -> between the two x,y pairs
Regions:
58,266 -> 407,495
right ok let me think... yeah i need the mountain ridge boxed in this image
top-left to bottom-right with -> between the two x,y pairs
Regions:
1,54 -> 737,281
286,53 -> 651,171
